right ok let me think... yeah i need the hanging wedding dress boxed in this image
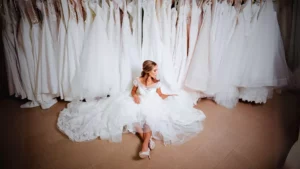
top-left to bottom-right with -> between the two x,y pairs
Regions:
62,0 -> 82,101
185,0 -> 212,92
35,0 -> 58,109
208,1 -> 239,107
17,0 -> 39,108
74,0 -> 85,60
108,1 -> 121,95
238,0 -> 290,103
1,0 -> 14,96
209,0 -> 226,84
47,0 -> 59,51
141,0 -> 164,78
170,7 -> 177,62
127,0 -> 143,78
185,0 -> 202,85
29,0 -> 40,99
82,0 -> 93,34
56,0 -> 67,100
1,0 -> 25,98
72,1 -> 112,100
238,1 -> 270,103
57,78 -> 206,144
174,0 -> 188,88
213,1 -> 251,108
159,0 -> 178,90
241,0 -> 290,88
120,0 -> 134,92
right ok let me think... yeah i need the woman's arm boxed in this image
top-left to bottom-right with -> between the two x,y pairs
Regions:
131,86 -> 138,97
156,88 -> 173,100
131,86 -> 140,104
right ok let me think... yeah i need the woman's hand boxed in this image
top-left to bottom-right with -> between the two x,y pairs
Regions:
168,94 -> 178,97
133,95 -> 140,104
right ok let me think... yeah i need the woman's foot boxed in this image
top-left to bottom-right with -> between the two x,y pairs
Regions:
139,148 -> 151,159
149,137 -> 155,150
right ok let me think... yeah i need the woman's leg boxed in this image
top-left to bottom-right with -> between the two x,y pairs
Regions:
141,124 -> 152,152
141,132 -> 151,152
135,125 -> 144,141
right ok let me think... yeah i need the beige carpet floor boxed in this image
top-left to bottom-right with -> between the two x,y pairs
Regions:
1,92 -> 299,169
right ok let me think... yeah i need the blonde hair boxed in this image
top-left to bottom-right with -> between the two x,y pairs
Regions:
141,60 -> 160,82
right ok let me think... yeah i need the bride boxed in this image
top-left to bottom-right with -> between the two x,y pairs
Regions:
57,60 -> 206,159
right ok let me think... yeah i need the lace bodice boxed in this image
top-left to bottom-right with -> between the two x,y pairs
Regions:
133,78 -> 161,96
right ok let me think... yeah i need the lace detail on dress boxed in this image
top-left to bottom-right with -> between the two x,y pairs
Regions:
133,79 -> 138,87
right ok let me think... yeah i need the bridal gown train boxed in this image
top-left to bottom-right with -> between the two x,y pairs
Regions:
57,78 -> 206,144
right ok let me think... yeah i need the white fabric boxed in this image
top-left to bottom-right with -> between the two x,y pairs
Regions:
2,0 -> 25,98
185,0 -> 202,86
185,0 -> 212,91
17,1 -> 37,102
141,0 -> 164,79
36,1 -> 59,103
120,1 -> 134,92
241,0 -> 290,87
57,78 -> 206,144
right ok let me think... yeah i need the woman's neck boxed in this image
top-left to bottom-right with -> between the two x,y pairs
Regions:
142,75 -> 154,86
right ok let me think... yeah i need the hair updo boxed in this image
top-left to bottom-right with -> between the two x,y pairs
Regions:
141,60 -> 159,82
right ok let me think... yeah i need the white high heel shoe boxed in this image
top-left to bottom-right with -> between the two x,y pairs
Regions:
139,148 -> 151,159
149,137 -> 155,150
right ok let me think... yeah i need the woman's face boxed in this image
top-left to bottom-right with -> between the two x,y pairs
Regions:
149,65 -> 158,78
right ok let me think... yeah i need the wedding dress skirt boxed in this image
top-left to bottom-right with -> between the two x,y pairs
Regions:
185,1 -> 212,91
71,3 -> 113,101
57,78 -> 206,145
241,0 -> 290,87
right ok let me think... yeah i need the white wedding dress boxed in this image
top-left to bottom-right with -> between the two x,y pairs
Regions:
141,0 -> 164,79
17,0 -> 39,108
185,0 -> 202,84
241,0 -> 290,87
62,0 -> 83,101
174,1 -> 188,88
185,0 -> 212,92
57,0 -> 67,100
72,1 -> 113,100
35,0 -> 58,109
57,78 -> 206,144
127,0 -> 143,78
2,0 -> 25,98
159,0 -> 178,90
120,1 -> 134,92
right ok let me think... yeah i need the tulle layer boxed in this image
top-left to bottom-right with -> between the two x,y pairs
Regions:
57,91 -> 206,145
